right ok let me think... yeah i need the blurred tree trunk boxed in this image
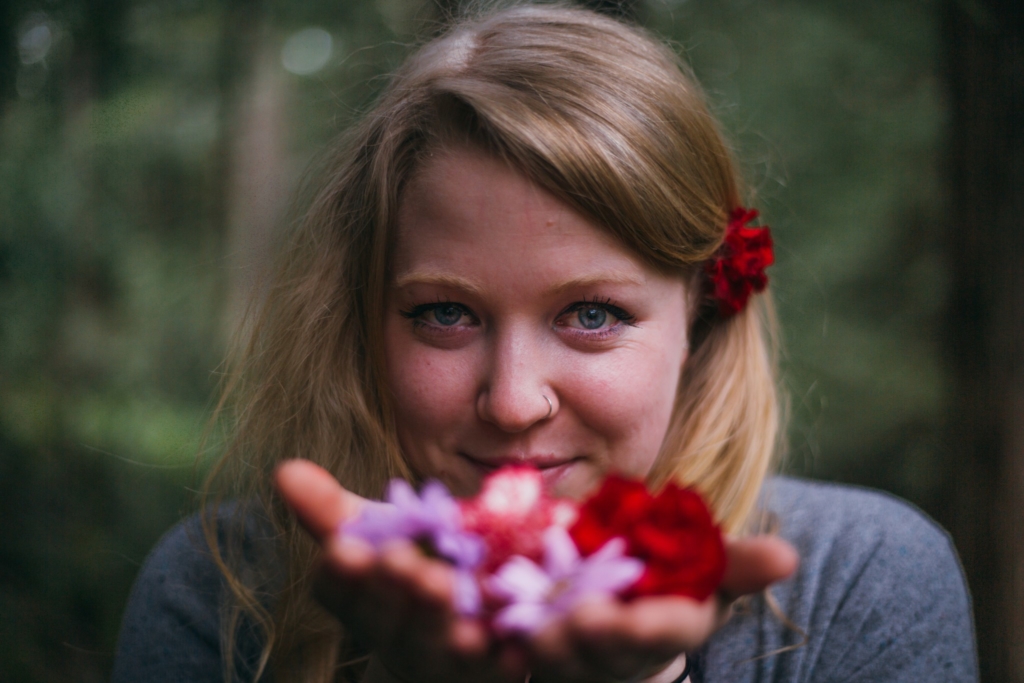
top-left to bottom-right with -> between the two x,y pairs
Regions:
943,1 -> 1024,681
209,0 -> 286,335
223,47 -> 289,332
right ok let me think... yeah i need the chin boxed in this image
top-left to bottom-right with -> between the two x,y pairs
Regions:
543,462 -> 602,501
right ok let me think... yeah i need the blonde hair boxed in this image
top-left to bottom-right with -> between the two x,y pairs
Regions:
202,4 -> 780,681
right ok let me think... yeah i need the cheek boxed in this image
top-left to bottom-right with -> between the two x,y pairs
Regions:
383,321 -> 477,446
558,340 -> 686,477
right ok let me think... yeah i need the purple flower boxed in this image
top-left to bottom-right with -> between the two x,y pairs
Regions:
486,526 -> 645,635
341,479 -> 485,615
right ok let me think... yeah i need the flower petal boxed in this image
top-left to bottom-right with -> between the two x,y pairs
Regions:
453,569 -> 482,616
541,526 -> 580,578
386,479 -> 420,510
589,536 -> 627,563
487,556 -> 552,602
421,480 -> 458,518
575,555 -> 645,595
492,602 -> 554,636
435,528 -> 485,568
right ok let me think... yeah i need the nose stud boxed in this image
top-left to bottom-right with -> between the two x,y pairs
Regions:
542,394 -> 553,420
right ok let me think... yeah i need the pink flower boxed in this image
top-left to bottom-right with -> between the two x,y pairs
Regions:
486,526 -> 644,636
461,467 -> 578,572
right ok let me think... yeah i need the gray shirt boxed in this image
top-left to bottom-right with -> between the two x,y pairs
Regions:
111,478 -> 978,682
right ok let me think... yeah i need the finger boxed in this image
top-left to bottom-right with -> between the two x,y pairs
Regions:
530,604 -> 587,664
378,540 -> 456,611
450,618 -> 491,658
323,534 -> 376,578
720,535 -> 799,598
561,599 -> 656,678
622,596 -> 718,653
274,459 -> 368,541
562,595 -> 714,653
377,540 -> 484,659
530,597 -> 713,681
312,535 -> 376,614
530,599 -> 640,679
561,597 -> 620,649
319,537 -> 465,651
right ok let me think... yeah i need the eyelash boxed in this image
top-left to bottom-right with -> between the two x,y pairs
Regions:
399,299 -> 477,328
399,297 -> 637,336
564,297 -> 637,326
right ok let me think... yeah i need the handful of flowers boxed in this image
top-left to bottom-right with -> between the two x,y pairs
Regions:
341,467 -> 727,636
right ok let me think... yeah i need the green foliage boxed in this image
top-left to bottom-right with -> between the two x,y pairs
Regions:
646,0 -> 946,500
0,0 -> 947,680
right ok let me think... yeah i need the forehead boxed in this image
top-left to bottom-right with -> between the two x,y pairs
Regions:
392,147 -> 652,284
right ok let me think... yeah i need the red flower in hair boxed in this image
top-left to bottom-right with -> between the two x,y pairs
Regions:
569,476 -> 727,601
706,208 -> 774,316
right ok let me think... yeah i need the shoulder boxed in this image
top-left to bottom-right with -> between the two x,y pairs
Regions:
702,478 -> 978,683
765,476 -> 960,581
111,505 -> 277,683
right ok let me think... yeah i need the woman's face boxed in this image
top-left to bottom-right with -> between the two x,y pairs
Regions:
384,147 -> 690,499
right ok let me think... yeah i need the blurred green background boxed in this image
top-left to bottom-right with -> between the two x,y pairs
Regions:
0,0 -> 963,680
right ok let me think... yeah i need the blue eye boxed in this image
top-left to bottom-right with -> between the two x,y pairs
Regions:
577,306 -> 607,329
433,304 -> 464,326
400,301 -> 476,328
559,299 -> 637,334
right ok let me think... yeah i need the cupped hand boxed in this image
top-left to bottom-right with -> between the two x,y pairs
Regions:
274,460 -> 798,683
523,535 -> 798,682
274,459 -> 525,683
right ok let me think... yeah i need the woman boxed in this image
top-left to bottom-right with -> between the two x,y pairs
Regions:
112,5 -> 976,682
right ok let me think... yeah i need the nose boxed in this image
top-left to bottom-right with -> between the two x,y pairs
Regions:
476,327 -> 556,432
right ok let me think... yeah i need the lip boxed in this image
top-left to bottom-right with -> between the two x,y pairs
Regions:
459,451 -> 577,471
459,451 -> 583,489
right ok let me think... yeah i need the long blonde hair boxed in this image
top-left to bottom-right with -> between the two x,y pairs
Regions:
202,4 -> 780,681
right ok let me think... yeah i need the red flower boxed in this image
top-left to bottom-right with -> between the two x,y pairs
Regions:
706,208 -> 774,316
569,476 -> 726,601
461,467 -> 578,572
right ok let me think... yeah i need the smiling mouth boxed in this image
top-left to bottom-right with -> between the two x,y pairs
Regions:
459,452 -> 582,472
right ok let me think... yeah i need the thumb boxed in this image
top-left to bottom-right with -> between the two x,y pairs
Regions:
274,459 -> 370,542
720,535 -> 799,599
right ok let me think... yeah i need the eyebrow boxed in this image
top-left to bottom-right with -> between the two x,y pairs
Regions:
392,273 -> 485,296
392,271 -> 646,295
550,273 -> 646,293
